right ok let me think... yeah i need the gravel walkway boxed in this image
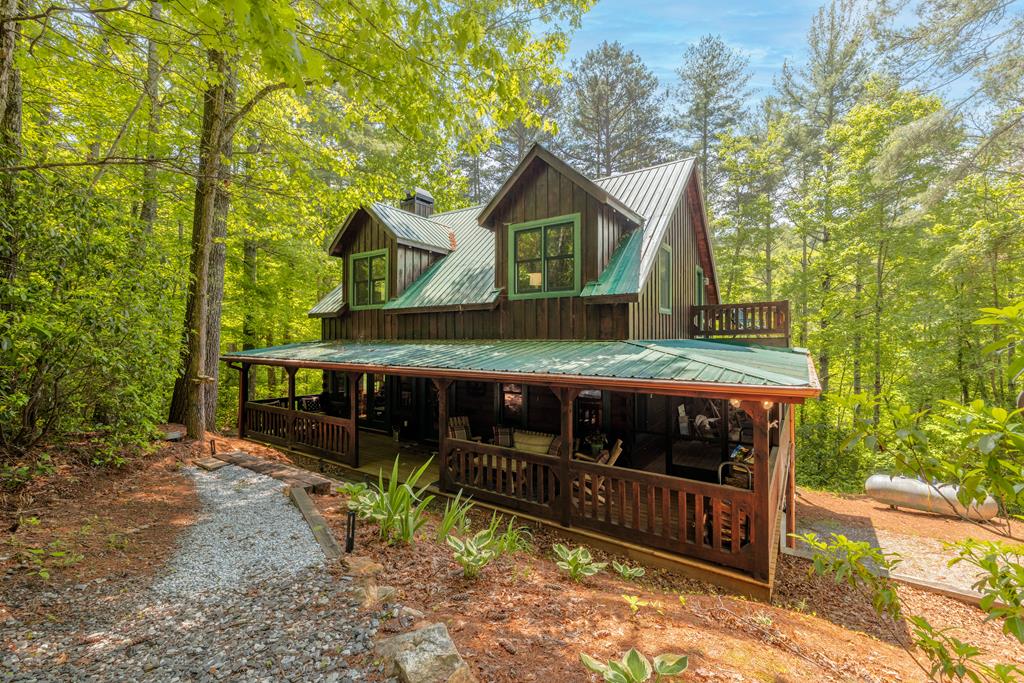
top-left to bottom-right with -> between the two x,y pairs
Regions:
797,517 -> 986,593
2,466 -> 384,682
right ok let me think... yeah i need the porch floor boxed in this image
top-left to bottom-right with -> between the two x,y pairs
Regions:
353,431 -> 439,486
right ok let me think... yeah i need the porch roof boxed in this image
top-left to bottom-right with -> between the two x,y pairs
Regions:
223,338 -> 820,401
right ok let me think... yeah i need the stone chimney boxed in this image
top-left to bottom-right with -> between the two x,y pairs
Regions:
400,187 -> 434,217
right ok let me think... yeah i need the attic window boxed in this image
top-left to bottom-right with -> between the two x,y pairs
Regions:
508,213 -> 581,300
350,249 -> 387,309
658,244 -> 672,314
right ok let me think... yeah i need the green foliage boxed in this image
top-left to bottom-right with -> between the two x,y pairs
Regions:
553,543 -> 606,582
580,648 -> 688,682
620,594 -> 664,617
436,489 -> 475,542
345,457 -> 435,544
798,532 -> 903,621
951,540 -> 1024,643
12,539 -> 85,581
491,515 -> 533,555
446,529 -> 499,579
611,561 -> 646,581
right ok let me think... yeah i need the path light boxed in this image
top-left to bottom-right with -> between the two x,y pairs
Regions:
345,510 -> 357,553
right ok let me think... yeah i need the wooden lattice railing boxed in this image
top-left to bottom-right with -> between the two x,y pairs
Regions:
244,402 -> 356,466
690,301 -> 790,345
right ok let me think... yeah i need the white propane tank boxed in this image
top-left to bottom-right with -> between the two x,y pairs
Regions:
864,474 -> 999,521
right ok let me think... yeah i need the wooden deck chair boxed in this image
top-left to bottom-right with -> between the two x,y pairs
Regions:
447,416 -> 481,442
574,439 -> 623,508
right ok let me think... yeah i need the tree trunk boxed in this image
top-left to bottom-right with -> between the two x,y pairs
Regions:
202,145 -> 232,431
168,50 -> 229,438
853,262 -> 862,395
873,243 -> 885,425
137,0 -> 162,233
241,237 -> 257,352
0,0 -> 22,289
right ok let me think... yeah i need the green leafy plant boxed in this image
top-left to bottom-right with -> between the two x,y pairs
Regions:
16,540 -> 84,580
436,489 -> 474,541
580,648 -> 688,682
492,515 -> 533,554
553,543 -> 606,582
347,457 -> 435,544
447,529 -> 498,579
612,560 -> 646,581
621,594 -> 664,617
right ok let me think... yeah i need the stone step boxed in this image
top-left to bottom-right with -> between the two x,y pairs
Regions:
212,450 -> 333,495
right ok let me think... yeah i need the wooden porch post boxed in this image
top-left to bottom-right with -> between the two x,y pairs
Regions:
432,378 -> 452,492
348,372 -> 360,467
786,405 -> 797,549
285,367 -> 297,448
238,362 -> 250,439
556,387 -> 579,527
741,400 -> 771,580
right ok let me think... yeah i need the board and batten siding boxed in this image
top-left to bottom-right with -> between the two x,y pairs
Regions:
629,175 -> 710,339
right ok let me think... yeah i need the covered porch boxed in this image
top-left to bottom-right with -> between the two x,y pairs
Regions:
222,336 -> 819,587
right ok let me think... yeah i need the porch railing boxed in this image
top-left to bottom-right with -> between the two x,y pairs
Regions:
690,301 -> 790,345
445,439 -> 562,519
244,401 -> 356,466
568,459 -> 756,573
441,437 -> 759,574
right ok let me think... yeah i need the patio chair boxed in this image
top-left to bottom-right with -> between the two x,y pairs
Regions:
447,416 -> 482,442
573,439 -> 623,509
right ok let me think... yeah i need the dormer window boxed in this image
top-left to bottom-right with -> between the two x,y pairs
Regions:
508,213 -> 581,300
350,248 -> 388,309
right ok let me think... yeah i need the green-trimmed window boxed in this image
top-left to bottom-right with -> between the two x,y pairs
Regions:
349,248 -> 388,309
508,214 -> 581,300
695,265 -> 705,306
658,244 -> 672,314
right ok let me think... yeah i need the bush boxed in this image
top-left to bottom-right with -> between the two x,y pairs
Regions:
580,648 -> 688,682
446,529 -> 498,578
553,543 -> 606,582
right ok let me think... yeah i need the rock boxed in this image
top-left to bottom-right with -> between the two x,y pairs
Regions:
346,556 -> 384,579
376,623 -> 475,683
396,606 -> 425,627
354,584 -> 396,608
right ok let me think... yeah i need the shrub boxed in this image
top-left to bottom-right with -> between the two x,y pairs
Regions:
447,529 -> 498,578
344,457 -> 435,544
553,543 -> 606,582
436,489 -> 474,542
580,648 -> 688,682
612,560 -> 646,581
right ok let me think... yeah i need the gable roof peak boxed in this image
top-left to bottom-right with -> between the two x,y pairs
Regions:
476,143 -> 644,229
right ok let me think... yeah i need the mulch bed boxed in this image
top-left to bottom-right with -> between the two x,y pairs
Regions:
316,488 -> 1013,682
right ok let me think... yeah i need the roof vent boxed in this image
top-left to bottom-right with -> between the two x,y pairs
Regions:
400,187 -> 434,218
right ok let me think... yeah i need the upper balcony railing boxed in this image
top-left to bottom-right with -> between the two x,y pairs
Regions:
690,300 -> 791,347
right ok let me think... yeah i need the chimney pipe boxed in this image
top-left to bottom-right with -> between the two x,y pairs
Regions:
400,187 -> 434,218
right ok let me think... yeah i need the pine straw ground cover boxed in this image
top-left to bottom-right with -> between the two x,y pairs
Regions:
316,486 -> 1024,683
1,435 -> 200,622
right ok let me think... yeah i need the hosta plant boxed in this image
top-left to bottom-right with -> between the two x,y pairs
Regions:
553,543 -> 606,582
612,561 -> 646,581
447,529 -> 498,578
580,648 -> 688,682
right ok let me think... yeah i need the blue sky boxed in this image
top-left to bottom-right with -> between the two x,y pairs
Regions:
564,0 -> 824,102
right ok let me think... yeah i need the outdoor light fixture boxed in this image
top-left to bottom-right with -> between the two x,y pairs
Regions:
345,510 -> 357,553
729,398 -> 741,408
762,400 -> 774,410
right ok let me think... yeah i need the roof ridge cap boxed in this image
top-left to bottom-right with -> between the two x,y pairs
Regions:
593,157 -> 696,183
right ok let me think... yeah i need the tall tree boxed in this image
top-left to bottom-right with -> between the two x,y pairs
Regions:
673,34 -> 751,198
558,41 -> 673,177
776,0 -> 870,393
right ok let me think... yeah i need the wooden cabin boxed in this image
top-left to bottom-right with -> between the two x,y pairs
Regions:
222,144 -> 820,597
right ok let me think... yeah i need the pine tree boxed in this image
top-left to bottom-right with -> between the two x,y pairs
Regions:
673,34 -> 751,198
558,41 -> 674,177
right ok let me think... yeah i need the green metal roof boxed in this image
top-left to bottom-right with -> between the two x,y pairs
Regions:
382,205 -> 500,311
369,202 -> 453,253
580,229 -> 643,299
223,338 -> 819,397
308,282 -> 346,318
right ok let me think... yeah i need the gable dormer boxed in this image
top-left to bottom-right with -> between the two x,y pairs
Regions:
476,144 -> 644,301
321,200 -> 451,317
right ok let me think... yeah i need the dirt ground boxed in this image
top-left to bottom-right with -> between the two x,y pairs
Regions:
1,433 -> 201,621
796,487 -> 1014,543
317,489 -> 1024,682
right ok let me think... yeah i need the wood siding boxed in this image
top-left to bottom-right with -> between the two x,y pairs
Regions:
629,178 -> 700,339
